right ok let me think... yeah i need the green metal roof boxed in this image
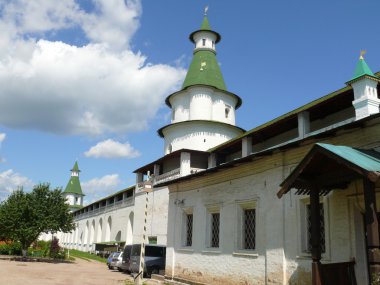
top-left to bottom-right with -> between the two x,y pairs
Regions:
200,16 -> 211,30
189,15 -> 221,43
71,161 -> 80,172
347,57 -> 379,84
182,49 -> 226,90
277,143 -> 380,198
64,176 -> 84,195
316,143 -> 380,172
64,162 -> 84,195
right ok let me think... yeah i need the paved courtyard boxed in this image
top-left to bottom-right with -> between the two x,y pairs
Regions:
0,257 -> 136,285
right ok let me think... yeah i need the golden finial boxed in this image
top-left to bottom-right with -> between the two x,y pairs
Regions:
204,5 -> 209,16
360,50 -> 367,60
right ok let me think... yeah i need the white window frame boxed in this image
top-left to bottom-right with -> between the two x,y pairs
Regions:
297,196 -> 330,259
182,207 -> 194,248
205,205 -> 221,249
234,199 -> 257,254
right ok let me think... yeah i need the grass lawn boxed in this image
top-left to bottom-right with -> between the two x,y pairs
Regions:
68,249 -> 107,263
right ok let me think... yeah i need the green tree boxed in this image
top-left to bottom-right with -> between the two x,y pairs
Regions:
0,183 -> 75,255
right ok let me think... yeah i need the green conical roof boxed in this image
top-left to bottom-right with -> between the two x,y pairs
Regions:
352,57 -> 374,79
182,49 -> 226,90
64,176 -> 83,195
347,54 -> 379,84
200,16 -> 211,31
71,161 -> 80,172
64,162 -> 84,196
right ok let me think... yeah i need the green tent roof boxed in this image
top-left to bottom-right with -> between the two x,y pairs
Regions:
347,56 -> 379,84
64,176 -> 84,195
200,16 -> 211,31
182,49 -> 226,90
71,161 -> 80,172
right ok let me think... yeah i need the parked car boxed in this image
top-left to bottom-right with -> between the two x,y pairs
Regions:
106,252 -> 118,269
110,251 -> 123,271
119,245 -> 132,273
129,244 -> 166,277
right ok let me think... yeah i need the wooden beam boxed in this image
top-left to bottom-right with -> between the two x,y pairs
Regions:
310,186 -> 322,285
364,178 -> 380,245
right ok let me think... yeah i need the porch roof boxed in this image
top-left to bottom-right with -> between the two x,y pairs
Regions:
277,143 -> 380,198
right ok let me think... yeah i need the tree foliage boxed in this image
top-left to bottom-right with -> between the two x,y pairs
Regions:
0,183 -> 75,252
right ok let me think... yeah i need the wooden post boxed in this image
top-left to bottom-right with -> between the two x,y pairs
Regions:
363,178 -> 380,281
310,187 -> 322,285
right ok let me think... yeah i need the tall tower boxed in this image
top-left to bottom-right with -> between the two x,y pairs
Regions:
63,161 -> 84,212
158,10 -> 244,154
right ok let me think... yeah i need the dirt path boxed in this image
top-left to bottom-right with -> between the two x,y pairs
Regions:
0,257 -> 134,285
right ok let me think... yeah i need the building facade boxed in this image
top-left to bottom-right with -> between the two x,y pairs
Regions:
56,12 -> 380,285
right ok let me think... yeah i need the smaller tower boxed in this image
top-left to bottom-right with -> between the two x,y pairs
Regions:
63,161 -> 84,212
346,51 -> 380,120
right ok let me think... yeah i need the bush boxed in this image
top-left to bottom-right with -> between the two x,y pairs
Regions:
49,237 -> 65,259
0,241 -> 22,255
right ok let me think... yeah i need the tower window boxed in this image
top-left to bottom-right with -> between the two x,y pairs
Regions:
212,41 -> 215,49
225,105 -> 231,118
202,39 -> 206,46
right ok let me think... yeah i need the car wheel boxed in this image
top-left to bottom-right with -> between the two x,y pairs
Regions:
147,267 -> 159,278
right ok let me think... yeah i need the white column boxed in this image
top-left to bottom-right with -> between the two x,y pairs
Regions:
208,153 -> 217,168
180,152 -> 191,177
297,111 -> 310,138
242,136 -> 253,157
351,78 -> 380,120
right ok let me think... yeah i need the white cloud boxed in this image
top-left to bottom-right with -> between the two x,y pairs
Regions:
0,0 -> 185,137
81,174 -> 122,203
0,169 -> 34,201
84,139 -> 140,158
0,133 -> 6,162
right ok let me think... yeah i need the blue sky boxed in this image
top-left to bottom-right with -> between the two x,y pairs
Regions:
1,0 -> 380,203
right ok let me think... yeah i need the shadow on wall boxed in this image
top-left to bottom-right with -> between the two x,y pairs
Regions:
288,267 -> 311,285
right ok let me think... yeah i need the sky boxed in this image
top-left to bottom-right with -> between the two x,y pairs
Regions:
1,0 -> 380,203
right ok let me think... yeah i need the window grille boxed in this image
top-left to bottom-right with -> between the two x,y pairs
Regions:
186,213 -> 193,247
244,208 -> 255,250
306,203 -> 325,253
211,213 -> 220,248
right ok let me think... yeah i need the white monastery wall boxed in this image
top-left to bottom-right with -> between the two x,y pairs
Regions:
133,187 -> 169,245
60,187 -> 169,251
166,120 -> 380,285
167,167 -> 287,285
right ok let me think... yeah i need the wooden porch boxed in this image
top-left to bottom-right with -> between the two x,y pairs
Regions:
278,143 -> 380,285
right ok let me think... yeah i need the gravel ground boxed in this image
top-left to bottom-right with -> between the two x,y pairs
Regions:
0,257 -> 136,285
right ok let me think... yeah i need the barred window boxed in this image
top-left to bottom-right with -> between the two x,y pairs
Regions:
185,213 -> 193,247
306,203 -> 325,253
210,213 -> 220,248
244,209 -> 256,250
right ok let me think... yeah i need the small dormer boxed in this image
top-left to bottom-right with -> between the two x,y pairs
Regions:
346,51 -> 380,120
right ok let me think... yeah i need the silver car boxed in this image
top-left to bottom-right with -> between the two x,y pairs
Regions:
110,251 -> 123,270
